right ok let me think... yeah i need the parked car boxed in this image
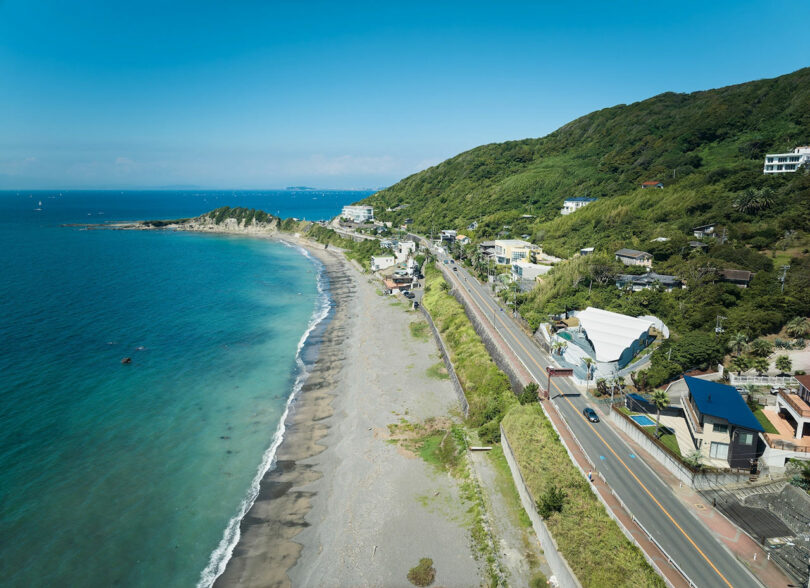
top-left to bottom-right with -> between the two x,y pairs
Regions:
582,407 -> 599,423
452,267 -> 458,272
403,291 -> 415,299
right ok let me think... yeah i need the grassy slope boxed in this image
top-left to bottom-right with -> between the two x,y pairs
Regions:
421,264 -> 516,432
502,405 -> 665,588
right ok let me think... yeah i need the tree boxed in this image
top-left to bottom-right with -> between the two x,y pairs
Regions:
728,332 -> 749,357
752,357 -> 770,375
518,382 -> 540,405
651,389 -> 670,432
536,484 -> 567,518
730,355 -> 751,375
786,317 -> 810,338
552,340 -> 568,356
775,355 -> 793,375
734,187 -> 775,213
749,339 -> 774,358
582,357 -> 595,393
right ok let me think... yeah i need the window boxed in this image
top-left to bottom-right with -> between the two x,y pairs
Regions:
739,432 -> 754,445
710,442 -> 729,460
712,423 -> 728,434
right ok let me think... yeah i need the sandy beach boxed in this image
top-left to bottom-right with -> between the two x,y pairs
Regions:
216,237 -> 482,587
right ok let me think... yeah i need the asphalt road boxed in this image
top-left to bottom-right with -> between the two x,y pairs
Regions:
438,254 -> 762,588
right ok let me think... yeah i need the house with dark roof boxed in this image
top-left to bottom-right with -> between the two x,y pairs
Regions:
641,181 -> 664,189
616,272 -> 682,292
615,248 -> 653,268
692,224 -> 716,239
681,376 -> 765,469
718,269 -> 753,288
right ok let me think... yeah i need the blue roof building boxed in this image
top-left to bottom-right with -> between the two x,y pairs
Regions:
682,376 -> 764,469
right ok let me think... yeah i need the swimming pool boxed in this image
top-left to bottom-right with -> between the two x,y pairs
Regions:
630,414 -> 656,427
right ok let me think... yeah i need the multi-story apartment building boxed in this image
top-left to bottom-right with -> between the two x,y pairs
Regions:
763,147 -> 810,173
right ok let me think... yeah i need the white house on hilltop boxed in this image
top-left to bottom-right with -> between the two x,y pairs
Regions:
763,147 -> 810,173
341,205 -> 374,222
561,197 -> 596,215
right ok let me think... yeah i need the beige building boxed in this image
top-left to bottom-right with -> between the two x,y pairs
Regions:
493,239 -> 539,265
615,248 -> 653,268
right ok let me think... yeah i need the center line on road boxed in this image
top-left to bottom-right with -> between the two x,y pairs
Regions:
446,266 -> 736,588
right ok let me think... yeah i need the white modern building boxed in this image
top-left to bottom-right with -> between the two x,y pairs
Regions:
511,261 -> 552,282
763,147 -> 810,173
561,197 -> 596,215
341,205 -> 374,222
370,255 -> 395,271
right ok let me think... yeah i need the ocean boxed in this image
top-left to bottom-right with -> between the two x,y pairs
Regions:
0,190 -> 369,587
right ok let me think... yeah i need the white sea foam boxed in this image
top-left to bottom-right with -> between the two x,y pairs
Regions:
197,246 -> 331,588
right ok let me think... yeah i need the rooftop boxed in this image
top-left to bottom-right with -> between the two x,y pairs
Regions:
719,269 -> 753,282
684,376 -> 764,432
615,248 -> 652,259
494,239 -> 534,247
575,307 -> 655,363
564,197 -> 597,203
795,374 -> 810,390
618,272 -> 681,286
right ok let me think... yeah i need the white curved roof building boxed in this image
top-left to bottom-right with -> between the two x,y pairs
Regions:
575,307 -> 655,364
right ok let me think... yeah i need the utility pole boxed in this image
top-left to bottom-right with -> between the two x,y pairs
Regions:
779,265 -> 790,293
715,315 -> 726,338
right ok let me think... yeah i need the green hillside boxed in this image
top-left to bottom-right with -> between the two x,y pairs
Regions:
364,67 -> 810,252
362,68 -> 810,384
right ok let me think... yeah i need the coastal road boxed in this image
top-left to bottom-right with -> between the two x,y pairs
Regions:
438,254 -> 762,588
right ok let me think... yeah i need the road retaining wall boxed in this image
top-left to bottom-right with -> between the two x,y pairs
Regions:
418,305 -> 469,417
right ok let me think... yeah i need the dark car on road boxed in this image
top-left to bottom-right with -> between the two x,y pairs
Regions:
403,291 -> 415,299
582,407 -> 599,423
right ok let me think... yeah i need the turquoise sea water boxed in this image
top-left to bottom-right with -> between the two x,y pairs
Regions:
0,190 -> 368,587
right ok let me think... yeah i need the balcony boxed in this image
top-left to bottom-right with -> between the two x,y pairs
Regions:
681,396 -> 702,434
779,390 -> 810,419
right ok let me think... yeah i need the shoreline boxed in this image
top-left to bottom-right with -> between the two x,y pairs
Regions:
211,236 -> 355,587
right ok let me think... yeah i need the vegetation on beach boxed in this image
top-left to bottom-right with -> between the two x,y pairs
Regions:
409,320 -> 430,341
279,218 -> 389,270
407,557 -> 436,587
421,264 -> 517,442
502,405 -> 665,587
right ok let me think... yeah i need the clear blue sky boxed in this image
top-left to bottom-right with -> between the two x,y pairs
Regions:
1,1 -> 807,189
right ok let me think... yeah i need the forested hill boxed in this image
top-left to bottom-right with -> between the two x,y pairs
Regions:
362,67 -> 810,257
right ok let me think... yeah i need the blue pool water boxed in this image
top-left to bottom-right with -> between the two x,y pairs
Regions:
0,190 -> 368,587
630,414 -> 656,427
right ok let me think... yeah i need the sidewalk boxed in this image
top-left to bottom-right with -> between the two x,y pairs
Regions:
442,267 -> 690,588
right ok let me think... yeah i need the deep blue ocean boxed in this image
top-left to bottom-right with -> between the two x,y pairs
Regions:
0,190 -> 369,587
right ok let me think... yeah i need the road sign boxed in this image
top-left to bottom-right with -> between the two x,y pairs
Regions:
546,367 -> 573,377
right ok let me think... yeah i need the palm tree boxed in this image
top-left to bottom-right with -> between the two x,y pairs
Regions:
775,355 -> 793,375
552,340 -> 568,356
750,339 -> 774,358
730,355 -> 751,375
728,332 -> 748,356
752,357 -> 770,375
786,317 -> 809,339
651,389 -> 670,432
582,357 -> 595,393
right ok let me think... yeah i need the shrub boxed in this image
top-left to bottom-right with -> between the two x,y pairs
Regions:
536,484 -> 567,518
518,382 -> 540,405
407,558 -> 436,587
478,420 -> 501,444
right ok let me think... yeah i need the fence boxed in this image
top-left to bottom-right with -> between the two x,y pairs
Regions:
418,305 -> 469,417
728,373 -> 798,387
